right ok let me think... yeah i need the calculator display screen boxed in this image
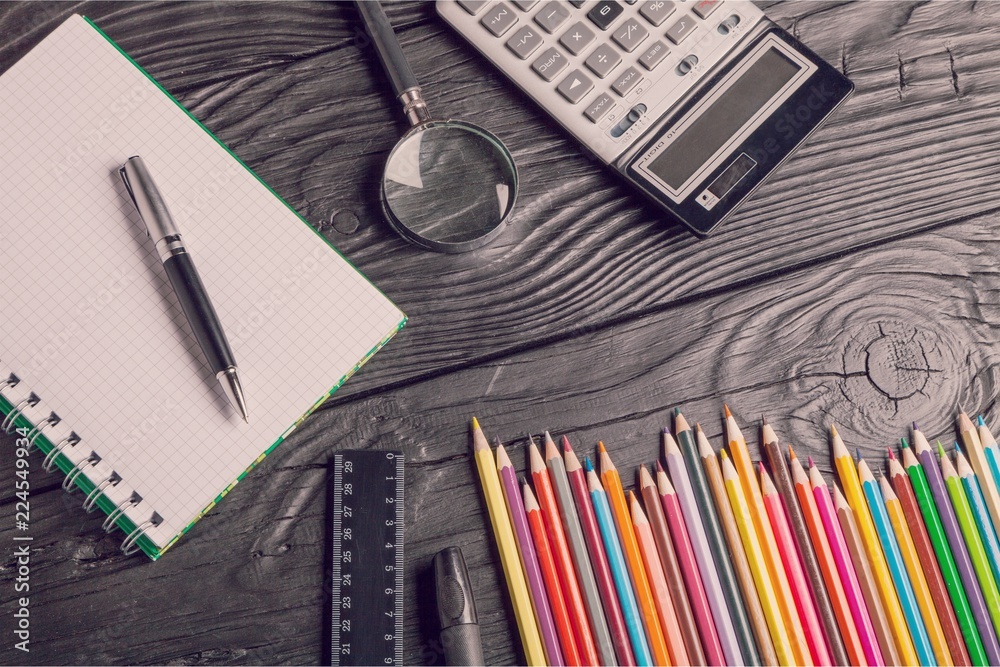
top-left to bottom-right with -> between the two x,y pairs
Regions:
646,47 -> 802,190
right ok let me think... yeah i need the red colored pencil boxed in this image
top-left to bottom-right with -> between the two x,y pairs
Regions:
524,480 -> 583,666
530,440 -> 599,665
564,441 -> 636,666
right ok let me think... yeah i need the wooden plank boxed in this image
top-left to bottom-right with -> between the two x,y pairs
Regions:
6,212 -> 1000,663
2,2 -> 999,400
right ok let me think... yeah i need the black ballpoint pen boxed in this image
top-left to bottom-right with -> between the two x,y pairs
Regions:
119,155 -> 249,423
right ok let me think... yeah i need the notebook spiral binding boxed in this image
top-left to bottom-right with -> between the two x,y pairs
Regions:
0,366 -> 163,556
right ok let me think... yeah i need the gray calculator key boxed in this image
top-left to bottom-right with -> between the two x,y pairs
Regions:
458,0 -> 489,14
481,2 -> 519,36
665,14 -> 698,44
559,21 -> 596,56
557,70 -> 595,103
691,0 -> 722,19
512,0 -> 539,9
507,25 -> 544,59
639,0 -> 675,26
531,47 -> 568,81
584,93 -> 615,122
638,40 -> 669,70
611,18 -> 648,52
534,1 -> 571,33
584,43 -> 622,78
611,65 -> 641,95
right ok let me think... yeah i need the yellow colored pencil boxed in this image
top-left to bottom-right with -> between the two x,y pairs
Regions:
832,424 -> 918,665
724,407 -> 810,666
721,449 -> 796,666
880,473 -> 953,666
471,418 -> 545,666
959,412 -> 1000,546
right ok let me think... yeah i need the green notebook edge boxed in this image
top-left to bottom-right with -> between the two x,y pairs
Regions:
0,16 -> 407,561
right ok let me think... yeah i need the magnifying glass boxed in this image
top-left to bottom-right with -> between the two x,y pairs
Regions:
356,1 -> 518,253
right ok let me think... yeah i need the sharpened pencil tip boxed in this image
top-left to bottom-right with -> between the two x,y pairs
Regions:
761,414 -> 768,425
598,441 -> 607,454
787,444 -> 797,460
655,459 -> 665,473
955,440 -> 963,454
584,456 -> 594,472
471,416 -> 480,430
724,404 -> 732,418
808,455 -> 815,468
561,435 -> 572,452
720,448 -> 729,461
912,421 -> 919,431
662,426 -> 671,436
901,437 -> 910,449
695,422 -> 704,433
979,415 -> 987,427
856,447 -> 862,463
887,447 -> 896,460
830,423 -> 839,437
674,407 -> 681,417
938,441 -> 946,457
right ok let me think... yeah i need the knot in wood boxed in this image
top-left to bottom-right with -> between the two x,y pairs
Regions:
864,328 -> 930,400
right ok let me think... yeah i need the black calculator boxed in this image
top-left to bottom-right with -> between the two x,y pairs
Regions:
437,0 -> 854,236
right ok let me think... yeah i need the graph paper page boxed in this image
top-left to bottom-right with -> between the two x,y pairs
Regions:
0,15 -> 405,551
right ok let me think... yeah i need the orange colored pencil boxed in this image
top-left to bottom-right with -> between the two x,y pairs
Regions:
524,480 -> 583,666
791,449 -> 866,666
599,443 -> 671,667
630,490 -> 688,666
530,440 -> 600,665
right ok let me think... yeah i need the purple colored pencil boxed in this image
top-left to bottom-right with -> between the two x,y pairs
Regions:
496,442 -> 565,666
912,427 -> 1000,665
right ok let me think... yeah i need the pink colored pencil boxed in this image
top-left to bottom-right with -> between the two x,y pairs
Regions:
810,461 -> 884,667
761,463 -> 832,665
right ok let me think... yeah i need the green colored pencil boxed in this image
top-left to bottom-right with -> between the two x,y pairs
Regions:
902,439 -> 988,665
940,442 -> 1000,643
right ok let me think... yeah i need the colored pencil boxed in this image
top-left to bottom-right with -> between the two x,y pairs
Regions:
890,446 -> 970,666
497,442 -> 566,666
813,464 -> 885,666
674,414 -> 753,666
976,416 -> 1000,502
832,424 -> 918,664
531,438 -> 599,665
763,422 -> 842,666
720,450 -> 796,666
548,435 -> 618,667
725,407 -> 810,666
657,460 -> 726,666
522,478 -> 579,666
639,464 -> 705,666
697,428 -> 778,667
859,457 -> 935,666
912,427 -> 1000,665
879,471 -> 952,666
599,444 -> 670,667
835,484 -> 900,666
470,419 -> 546,666
664,425 -> 744,666
565,445 -> 636,666
588,463 -> 653,666
760,462 -> 833,666
942,441 -> 1000,646
793,451 -> 867,667
630,490 -> 688,666
959,412 -> 1000,540
957,446 -> 1000,589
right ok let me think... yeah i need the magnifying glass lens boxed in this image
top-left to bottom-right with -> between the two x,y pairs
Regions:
382,121 -> 517,251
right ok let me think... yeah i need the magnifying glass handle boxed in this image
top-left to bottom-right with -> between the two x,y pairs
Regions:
356,1 -> 431,126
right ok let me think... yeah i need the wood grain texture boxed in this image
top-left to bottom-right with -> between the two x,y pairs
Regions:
3,1 -> 1000,665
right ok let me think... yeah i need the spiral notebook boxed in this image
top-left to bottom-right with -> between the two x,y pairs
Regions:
0,15 -> 406,559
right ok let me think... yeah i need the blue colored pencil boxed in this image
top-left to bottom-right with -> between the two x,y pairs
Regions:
976,416 -> 1000,513
956,447 -> 1000,595
859,458 -> 936,666
586,460 -> 653,667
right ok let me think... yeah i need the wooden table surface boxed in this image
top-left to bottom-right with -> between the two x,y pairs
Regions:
3,1 -> 1000,664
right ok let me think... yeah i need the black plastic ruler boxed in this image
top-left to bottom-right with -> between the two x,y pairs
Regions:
331,449 -> 404,666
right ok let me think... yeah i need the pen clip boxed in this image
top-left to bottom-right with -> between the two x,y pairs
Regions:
118,157 -> 149,239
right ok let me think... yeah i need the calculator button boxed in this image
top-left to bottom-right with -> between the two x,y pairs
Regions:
665,15 -> 697,44
507,26 -> 544,58
459,0 -> 489,14
692,0 -> 722,19
570,0 -> 587,6
584,43 -> 622,78
511,0 -> 539,9
676,54 -> 698,75
557,70 -> 595,103
638,40 -> 669,69
559,21 -> 596,55
531,47 -> 568,81
587,1 -> 623,30
534,1 -> 571,33
611,18 -> 648,52
611,66 -> 641,95
639,0 -> 675,26
481,2 -> 519,36
584,93 -> 615,122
